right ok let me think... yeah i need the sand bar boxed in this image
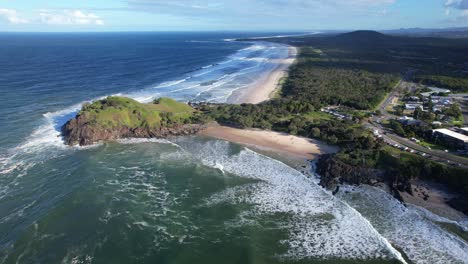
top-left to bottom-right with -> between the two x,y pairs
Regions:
228,46 -> 297,104
201,126 -> 339,160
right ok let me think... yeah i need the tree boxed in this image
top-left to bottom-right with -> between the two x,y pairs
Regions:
311,127 -> 321,138
444,103 -> 462,118
391,120 -> 406,136
413,107 -> 423,120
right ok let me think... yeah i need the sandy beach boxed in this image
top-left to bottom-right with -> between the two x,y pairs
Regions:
202,45 -> 338,162
228,46 -> 297,104
201,126 -> 339,160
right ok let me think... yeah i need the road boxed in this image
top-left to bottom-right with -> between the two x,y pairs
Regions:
367,121 -> 468,169
368,74 -> 468,169
377,80 -> 401,117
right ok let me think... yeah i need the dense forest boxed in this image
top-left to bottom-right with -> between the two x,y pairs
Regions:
283,61 -> 398,109
414,75 -> 468,93
261,30 -> 468,89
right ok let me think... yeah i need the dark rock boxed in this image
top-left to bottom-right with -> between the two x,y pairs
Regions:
316,154 -> 385,191
61,113 -> 207,146
332,186 -> 340,195
448,194 -> 468,215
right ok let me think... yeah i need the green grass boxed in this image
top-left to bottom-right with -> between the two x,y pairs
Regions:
152,97 -> 193,113
417,141 -> 446,151
383,146 -> 421,160
304,111 -> 333,121
450,115 -> 465,126
80,96 -> 194,129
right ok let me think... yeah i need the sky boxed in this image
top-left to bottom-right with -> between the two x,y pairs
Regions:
0,0 -> 468,32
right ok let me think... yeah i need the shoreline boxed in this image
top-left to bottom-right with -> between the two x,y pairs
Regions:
400,180 -> 467,221
200,125 -> 339,162
227,45 -> 297,104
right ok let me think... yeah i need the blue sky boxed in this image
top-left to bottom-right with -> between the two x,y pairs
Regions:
1,0 -> 468,31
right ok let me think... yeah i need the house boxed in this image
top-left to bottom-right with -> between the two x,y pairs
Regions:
405,103 -> 423,110
433,105 -> 446,113
399,116 -> 422,125
399,116 -> 414,121
431,96 -> 452,105
433,128 -> 468,150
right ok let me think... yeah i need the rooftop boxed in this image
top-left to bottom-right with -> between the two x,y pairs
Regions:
433,129 -> 468,142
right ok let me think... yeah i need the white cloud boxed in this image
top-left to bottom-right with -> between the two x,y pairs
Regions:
38,9 -> 104,25
0,8 -> 29,24
126,0 -> 396,18
445,0 -> 468,21
445,0 -> 468,9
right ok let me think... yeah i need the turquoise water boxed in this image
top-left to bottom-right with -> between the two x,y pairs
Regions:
0,33 -> 467,264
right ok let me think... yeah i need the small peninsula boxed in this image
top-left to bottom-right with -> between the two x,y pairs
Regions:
61,96 -> 206,146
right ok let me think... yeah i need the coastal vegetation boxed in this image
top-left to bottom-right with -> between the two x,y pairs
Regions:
61,96 -> 204,146
282,49 -> 399,110
78,96 -> 194,129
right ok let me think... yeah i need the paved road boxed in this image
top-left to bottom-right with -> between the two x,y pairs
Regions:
368,74 -> 468,168
368,121 -> 468,169
377,80 -> 401,117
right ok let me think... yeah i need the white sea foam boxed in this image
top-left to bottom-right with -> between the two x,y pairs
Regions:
337,185 -> 468,264
175,138 -> 406,262
408,204 -> 468,231
151,78 -> 190,89
117,138 -> 184,150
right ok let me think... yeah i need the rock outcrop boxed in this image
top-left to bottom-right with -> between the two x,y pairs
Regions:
316,154 -> 386,191
61,114 -> 206,146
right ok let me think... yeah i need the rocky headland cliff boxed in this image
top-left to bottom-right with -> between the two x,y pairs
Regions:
61,96 -> 206,146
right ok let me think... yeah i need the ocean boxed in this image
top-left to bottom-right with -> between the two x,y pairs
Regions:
0,32 -> 467,264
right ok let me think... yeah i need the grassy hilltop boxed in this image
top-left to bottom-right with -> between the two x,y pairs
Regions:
79,96 -> 195,129
61,96 -> 203,146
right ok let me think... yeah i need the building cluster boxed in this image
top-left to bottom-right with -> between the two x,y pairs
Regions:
403,94 -> 454,115
429,96 -> 454,113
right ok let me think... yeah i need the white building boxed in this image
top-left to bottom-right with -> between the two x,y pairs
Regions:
405,103 -> 423,110
433,128 -> 468,149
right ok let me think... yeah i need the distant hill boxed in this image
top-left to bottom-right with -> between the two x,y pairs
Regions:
331,30 -> 394,47
337,30 -> 387,40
